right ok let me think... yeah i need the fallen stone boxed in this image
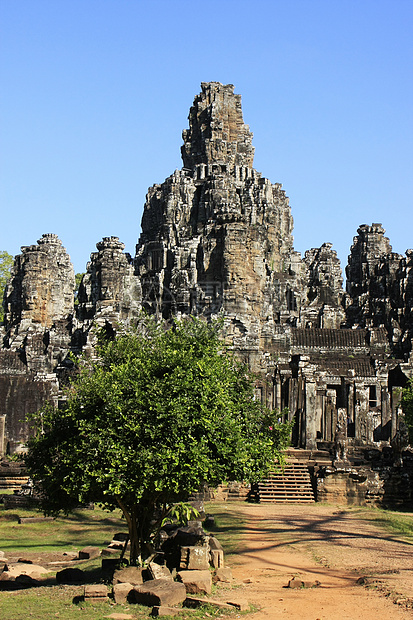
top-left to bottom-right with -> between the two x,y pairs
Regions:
242,577 -> 257,584
151,606 -> 181,617
18,558 -> 33,563
113,566 -> 143,585
56,567 -> 85,583
210,549 -> 224,568
226,597 -> 249,611
17,517 -> 54,524
113,582 -> 134,604
287,577 -> 305,589
3,563 -> 50,578
148,562 -> 173,581
177,570 -> 212,594
213,567 -> 232,583
180,546 -> 209,570
79,546 -> 100,560
102,547 -> 122,556
203,516 -> 215,529
84,584 -> 108,602
208,536 -> 223,551
184,596 -> 233,610
15,574 -> 39,586
104,614 -> 134,620
102,558 -> 120,572
63,551 -> 78,559
112,532 -> 129,542
131,578 -> 186,607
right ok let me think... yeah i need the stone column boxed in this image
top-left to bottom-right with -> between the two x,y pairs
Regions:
305,381 -> 317,449
0,415 -> 6,457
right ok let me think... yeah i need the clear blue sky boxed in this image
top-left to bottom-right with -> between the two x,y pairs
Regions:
1,0 -> 412,276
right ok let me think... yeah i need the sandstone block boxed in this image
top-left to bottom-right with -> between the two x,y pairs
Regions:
177,569 -> 212,594
79,545 -> 100,560
213,567 -> 232,583
56,567 -> 85,583
131,579 -> 186,607
184,596 -> 233,610
287,577 -> 304,589
84,584 -> 108,601
226,597 -> 249,611
148,562 -> 173,581
180,545 -> 209,570
113,566 -> 143,585
208,536 -> 223,551
113,582 -> 134,604
210,549 -> 224,568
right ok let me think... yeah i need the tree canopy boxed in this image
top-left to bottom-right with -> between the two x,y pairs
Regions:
0,251 -> 14,323
26,316 -> 291,564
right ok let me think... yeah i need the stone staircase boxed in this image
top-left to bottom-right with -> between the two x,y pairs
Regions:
258,462 -> 316,503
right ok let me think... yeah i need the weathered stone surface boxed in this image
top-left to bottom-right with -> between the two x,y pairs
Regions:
226,597 -> 249,611
213,567 -> 232,583
184,596 -> 233,610
112,566 -> 143,585
79,546 -> 100,560
131,579 -> 186,607
148,562 -> 173,581
177,569 -> 212,594
180,546 -> 209,570
112,582 -> 134,604
209,549 -> 224,568
84,584 -> 108,601
208,536 -> 223,551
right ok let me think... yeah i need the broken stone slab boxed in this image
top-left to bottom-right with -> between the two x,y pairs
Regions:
2,563 -> 51,579
148,562 -> 173,581
112,566 -> 143,585
151,606 -> 181,617
180,546 -> 209,570
225,597 -> 249,611
177,569 -> 212,595
15,574 -> 40,587
17,516 -> 54,524
113,582 -> 134,604
104,614 -> 134,620
213,567 -> 233,583
84,584 -> 109,602
101,547 -> 122,556
209,549 -> 224,568
79,546 -> 100,560
184,596 -> 233,610
131,578 -> 186,607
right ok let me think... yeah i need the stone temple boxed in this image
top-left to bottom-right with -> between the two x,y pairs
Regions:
1,82 -> 413,504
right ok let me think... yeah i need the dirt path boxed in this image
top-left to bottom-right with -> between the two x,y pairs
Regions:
224,503 -> 413,620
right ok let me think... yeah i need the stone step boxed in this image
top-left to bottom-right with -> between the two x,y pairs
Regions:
258,462 -> 315,503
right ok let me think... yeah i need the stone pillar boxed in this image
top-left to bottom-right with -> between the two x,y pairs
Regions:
355,384 -> 369,443
305,381 -> 317,449
0,415 -> 5,457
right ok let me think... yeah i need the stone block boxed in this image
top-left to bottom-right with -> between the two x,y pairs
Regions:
84,584 -> 108,602
210,549 -> 224,568
79,545 -> 100,560
226,597 -> 249,611
131,579 -> 186,607
148,562 -> 173,581
208,536 -> 223,551
113,566 -> 143,585
180,545 -> 209,570
177,569 -> 212,594
113,582 -> 134,604
287,577 -> 304,589
56,567 -> 85,584
213,567 -> 232,583
184,596 -> 233,610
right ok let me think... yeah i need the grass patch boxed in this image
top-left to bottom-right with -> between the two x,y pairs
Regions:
0,504 -> 127,554
356,506 -> 413,543
203,501 -> 247,557
0,501 -> 247,619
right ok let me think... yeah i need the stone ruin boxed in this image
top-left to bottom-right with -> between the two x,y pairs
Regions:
1,82 -> 413,504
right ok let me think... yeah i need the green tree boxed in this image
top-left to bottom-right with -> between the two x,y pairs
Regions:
0,251 -> 14,324
25,316 -> 290,564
